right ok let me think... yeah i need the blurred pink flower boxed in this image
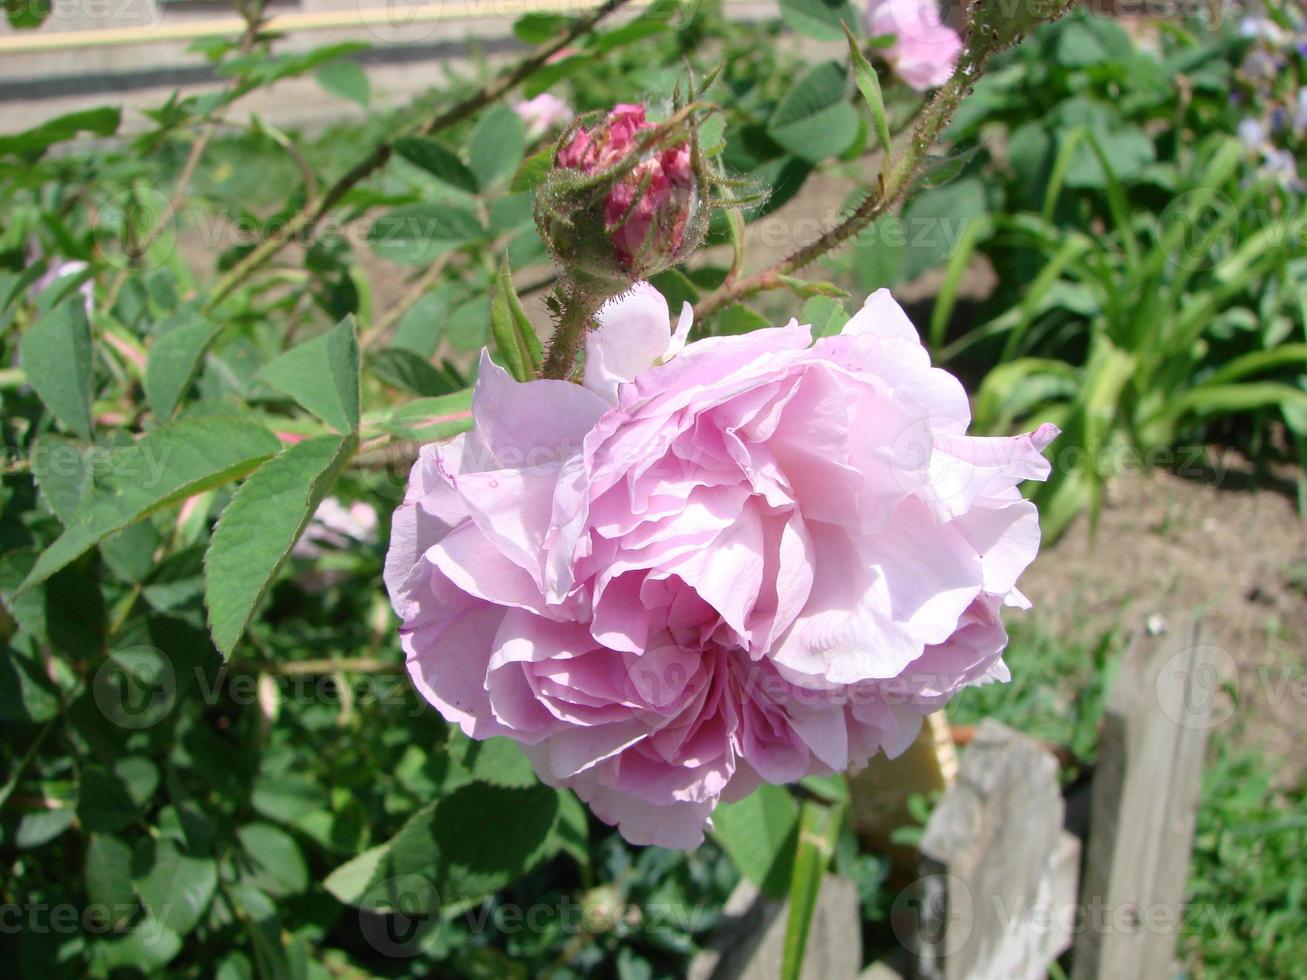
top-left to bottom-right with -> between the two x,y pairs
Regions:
294,497 -> 379,558
386,285 -> 1055,847
866,0 -> 963,91
512,93 -> 575,140
28,239 -> 94,317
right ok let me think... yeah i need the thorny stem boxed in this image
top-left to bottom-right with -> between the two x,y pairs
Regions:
692,66 -> 975,321
101,0 -> 269,312
540,283 -> 603,380
204,0 -> 636,310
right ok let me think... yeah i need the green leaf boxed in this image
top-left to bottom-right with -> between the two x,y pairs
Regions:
369,348 -> 460,396
778,275 -> 849,300
86,833 -> 136,915
145,314 -> 222,421
468,104 -> 527,192
4,0 -> 51,30
463,736 -> 537,788
367,203 -> 484,265
510,149 -> 554,193
897,177 -> 989,284
379,390 -> 474,442
917,144 -> 982,189
224,880 -> 292,978
325,783 -> 561,908
780,0 -> 857,41
552,791 -> 590,869
20,297 -> 93,440
1201,343 -> 1307,388
18,416 -> 282,595
768,62 -> 858,163
1166,381 -> 1307,421
489,258 -> 543,382
315,59 -> 370,107
204,433 -> 357,658
0,643 -> 61,723
115,756 -> 159,810
1063,126 -> 1155,190
78,765 -> 142,833
391,288 -> 449,357
324,843 -> 398,908
712,784 -> 800,899
252,774 -> 330,825
238,823 -> 309,897
132,838 -> 218,936
394,137 -> 478,194
801,296 -> 850,339
781,800 -> 843,980
928,213 -> 993,348
16,809 -> 74,848
716,303 -> 773,335
513,11 -> 567,43
845,24 -> 892,164
434,782 -> 560,902
0,106 -> 120,159
30,433 -> 90,523
89,921 -> 182,973
258,316 -> 360,433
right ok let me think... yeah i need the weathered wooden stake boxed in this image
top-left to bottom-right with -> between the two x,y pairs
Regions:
911,719 -> 1080,980
1072,615 -> 1218,980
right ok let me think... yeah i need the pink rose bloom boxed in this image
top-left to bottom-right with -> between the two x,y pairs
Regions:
866,0 -> 963,91
385,285 -> 1056,848
512,93 -> 575,140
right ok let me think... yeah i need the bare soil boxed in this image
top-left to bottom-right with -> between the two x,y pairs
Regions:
1021,459 -> 1307,785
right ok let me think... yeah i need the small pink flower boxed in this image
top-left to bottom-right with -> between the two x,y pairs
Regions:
866,0 -> 963,91
386,286 -> 1056,848
512,93 -> 575,140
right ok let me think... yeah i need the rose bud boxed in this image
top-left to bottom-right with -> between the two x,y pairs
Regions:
534,103 -> 709,291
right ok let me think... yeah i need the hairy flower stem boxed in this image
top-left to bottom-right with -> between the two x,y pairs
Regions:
204,0 -> 635,310
540,283 -> 603,380
692,0 -> 1076,322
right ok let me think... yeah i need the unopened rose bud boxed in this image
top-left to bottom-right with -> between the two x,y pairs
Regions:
534,103 -> 709,291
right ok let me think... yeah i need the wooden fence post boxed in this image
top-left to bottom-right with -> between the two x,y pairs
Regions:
910,719 -> 1080,980
1071,615 -> 1219,980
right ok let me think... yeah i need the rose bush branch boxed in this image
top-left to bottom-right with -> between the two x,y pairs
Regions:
100,0 -> 271,312
692,0 -> 1079,322
204,0 -> 637,310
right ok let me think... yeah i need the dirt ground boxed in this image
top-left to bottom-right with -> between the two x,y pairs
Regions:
1022,459 -> 1307,785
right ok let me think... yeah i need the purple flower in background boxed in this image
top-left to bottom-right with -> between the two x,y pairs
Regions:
512,93 -> 575,140
1238,117 -> 1267,148
865,0 -> 963,91
1262,148 -> 1304,191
